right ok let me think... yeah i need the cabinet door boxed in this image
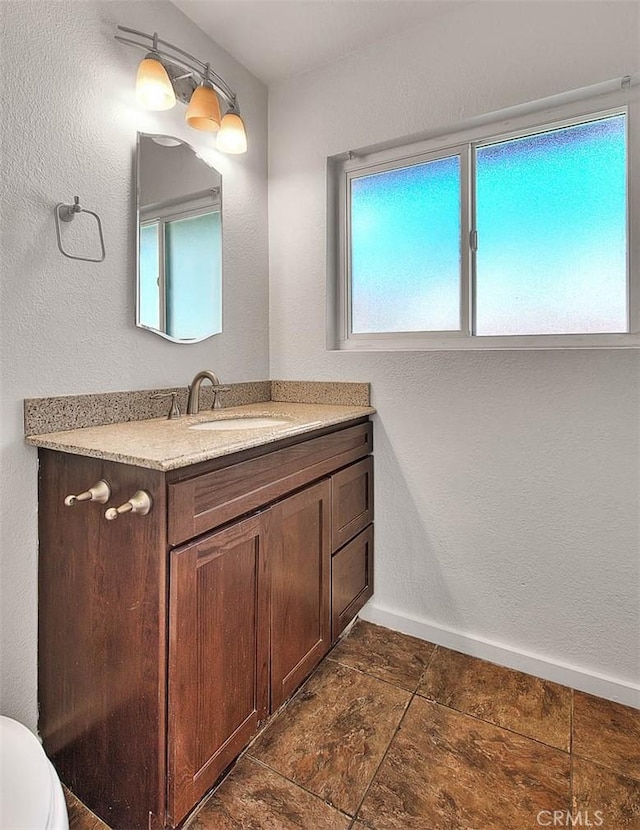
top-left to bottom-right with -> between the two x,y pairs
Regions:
270,479 -> 332,710
167,513 -> 269,826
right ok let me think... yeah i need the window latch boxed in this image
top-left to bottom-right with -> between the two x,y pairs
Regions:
470,230 -> 478,252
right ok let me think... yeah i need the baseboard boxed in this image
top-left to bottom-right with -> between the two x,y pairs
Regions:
359,603 -> 640,709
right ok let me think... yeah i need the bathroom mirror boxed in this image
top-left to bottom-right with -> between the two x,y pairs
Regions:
136,133 -> 222,343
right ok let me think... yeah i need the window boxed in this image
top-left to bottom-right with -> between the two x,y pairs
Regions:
139,203 -> 222,341
351,153 -> 462,334
474,115 -> 627,336
334,97 -> 637,350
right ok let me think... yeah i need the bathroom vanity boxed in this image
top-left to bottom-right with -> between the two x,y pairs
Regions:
31,403 -> 374,829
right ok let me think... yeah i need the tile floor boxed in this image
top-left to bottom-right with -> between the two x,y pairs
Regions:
66,620 -> 640,830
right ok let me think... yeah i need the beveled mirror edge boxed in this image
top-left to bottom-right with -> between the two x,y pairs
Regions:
135,131 -> 224,345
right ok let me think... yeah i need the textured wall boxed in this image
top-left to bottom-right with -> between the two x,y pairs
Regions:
0,0 -> 268,729
268,2 -> 640,695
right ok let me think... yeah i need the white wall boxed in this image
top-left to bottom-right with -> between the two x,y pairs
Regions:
0,0 -> 268,729
268,2 -> 640,702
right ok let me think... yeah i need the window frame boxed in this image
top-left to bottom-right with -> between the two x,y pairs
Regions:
333,92 -> 639,351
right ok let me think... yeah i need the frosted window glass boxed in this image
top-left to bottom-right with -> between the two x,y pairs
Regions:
350,155 -> 461,333
139,222 -> 160,331
475,114 -> 627,336
165,211 -> 222,340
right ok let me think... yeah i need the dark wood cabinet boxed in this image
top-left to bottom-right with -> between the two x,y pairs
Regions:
167,513 -> 269,825
37,419 -> 373,829
270,479 -> 332,710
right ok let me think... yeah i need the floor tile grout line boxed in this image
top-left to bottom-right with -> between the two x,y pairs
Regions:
569,688 -> 574,815
415,643 -> 439,692
408,643 -> 573,754
243,646 -> 422,823
349,690 -> 417,825
325,653 -> 433,695
413,693 -> 571,755
190,701 -> 320,825
570,751 -> 640,784
570,686 -> 640,782
404,633 -> 581,701
570,687 -> 574,755
244,650 -> 422,821
246,754 -> 355,820
569,752 -> 574,816
244,653 -> 336,754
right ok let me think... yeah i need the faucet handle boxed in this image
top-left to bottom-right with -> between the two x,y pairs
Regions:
212,386 -> 231,410
151,391 -> 181,420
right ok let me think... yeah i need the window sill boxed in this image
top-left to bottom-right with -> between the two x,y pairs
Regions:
333,333 -> 640,351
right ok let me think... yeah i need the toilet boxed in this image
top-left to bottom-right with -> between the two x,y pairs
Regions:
0,716 -> 69,830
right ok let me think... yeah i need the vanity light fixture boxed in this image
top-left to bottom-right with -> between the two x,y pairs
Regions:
135,34 -> 176,111
185,65 -> 222,132
216,106 -> 248,155
115,25 -> 248,154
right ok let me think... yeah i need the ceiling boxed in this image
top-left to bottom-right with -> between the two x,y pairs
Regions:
172,0 -> 458,85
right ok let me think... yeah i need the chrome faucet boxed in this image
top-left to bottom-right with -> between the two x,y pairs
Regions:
187,370 -> 230,414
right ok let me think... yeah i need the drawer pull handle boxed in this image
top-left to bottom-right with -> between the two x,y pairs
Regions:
64,479 -> 111,507
105,490 -> 152,521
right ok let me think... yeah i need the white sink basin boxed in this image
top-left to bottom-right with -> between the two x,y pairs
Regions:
189,417 -> 290,431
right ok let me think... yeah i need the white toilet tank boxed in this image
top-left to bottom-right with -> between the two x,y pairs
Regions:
0,716 -> 69,830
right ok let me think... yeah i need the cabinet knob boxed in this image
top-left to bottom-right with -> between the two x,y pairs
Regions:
64,479 -> 111,507
105,490 -> 153,521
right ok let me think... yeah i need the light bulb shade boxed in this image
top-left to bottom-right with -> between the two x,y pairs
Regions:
186,84 -> 221,132
216,112 -> 248,154
136,56 -> 176,111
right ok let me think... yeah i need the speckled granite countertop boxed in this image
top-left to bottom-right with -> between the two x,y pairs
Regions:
25,402 -> 375,471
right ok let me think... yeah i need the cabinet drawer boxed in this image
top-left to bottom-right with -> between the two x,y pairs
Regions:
331,456 -> 373,551
169,422 -> 372,546
331,525 -> 374,642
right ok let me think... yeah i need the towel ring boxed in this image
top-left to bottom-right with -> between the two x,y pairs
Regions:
54,196 -> 106,262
